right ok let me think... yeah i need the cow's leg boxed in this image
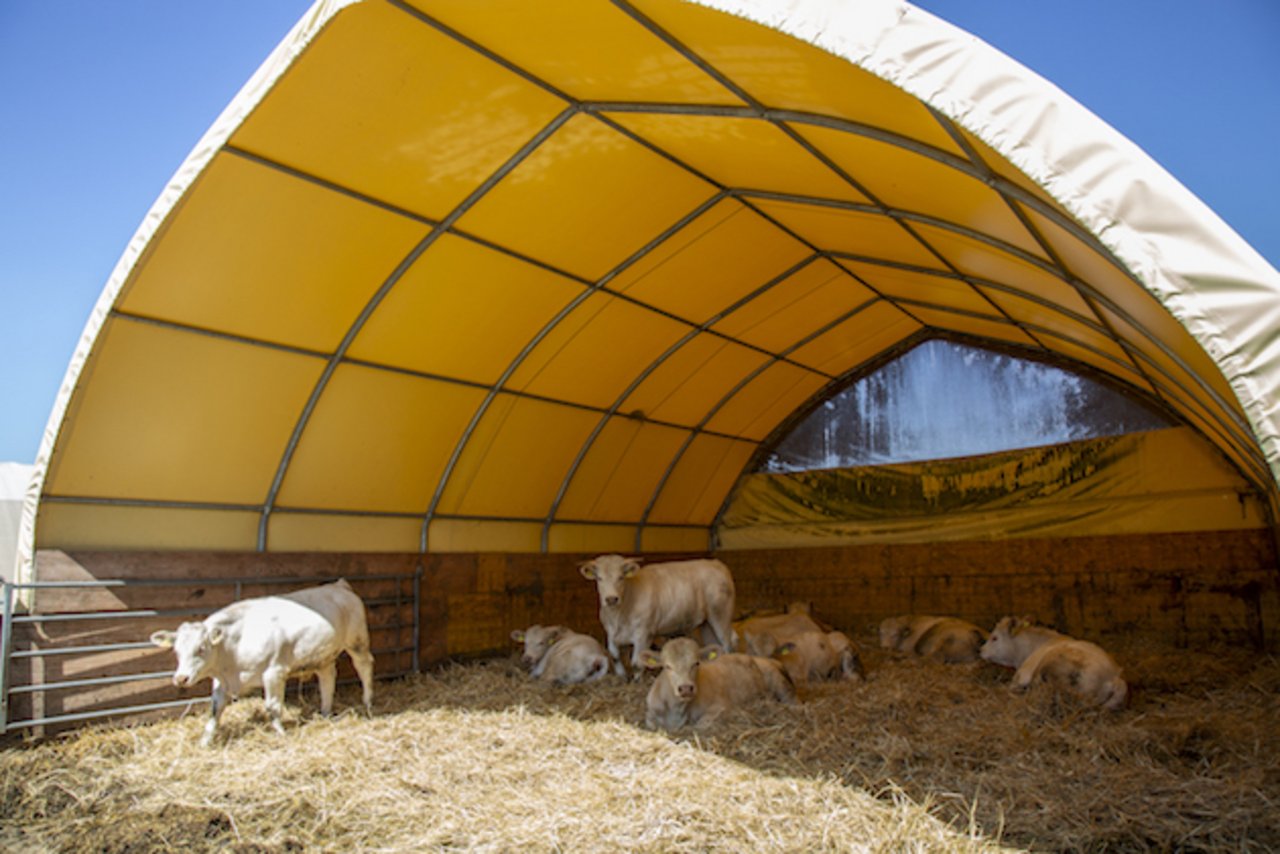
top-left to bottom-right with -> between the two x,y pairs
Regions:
317,661 -> 337,717
607,635 -> 626,677
349,648 -> 375,715
262,665 -> 289,735
202,679 -> 228,747
707,608 -> 737,652
629,634 -> 651,681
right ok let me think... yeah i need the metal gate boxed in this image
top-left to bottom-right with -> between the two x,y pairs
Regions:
0,571 -> 421,735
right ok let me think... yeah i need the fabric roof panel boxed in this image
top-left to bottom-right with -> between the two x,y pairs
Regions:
456,114 -> 717,281
507,292 -> 692,410
119,154 -> 429,354
268,514 -> 422,553
606,199 -> 812,325
711,258 -> 874,353
619,335 -> 772,428
1030,211 -> 1246,419
639,526 -> 710,553
607,112 -> 870,204
348,234 -> 584,385
405,0 -> 745,106
427,519 -> 542,553
546,524 -> 639,554
705,362 -> 828,441
646,433 -> 758,525
43,319 -> 324,506
1034,330 -> 1155,396
436,396 -> 601,519
753,199 -> 943,269
789,301 -> 921,375
958,129 -> 1075,220
557,418 -> 691,522
229,1 -> 567,221
633,0 -> 965,157
903,307 -> 1039,350
797,124 -> 1047,260
843,264 -> 1001,317
275,364 -> 486,514
36,504 -> 259,552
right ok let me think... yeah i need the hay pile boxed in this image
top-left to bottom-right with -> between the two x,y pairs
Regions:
2,637 -> 1278,852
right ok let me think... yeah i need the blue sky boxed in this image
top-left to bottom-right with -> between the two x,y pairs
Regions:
1,1 -> 1276,466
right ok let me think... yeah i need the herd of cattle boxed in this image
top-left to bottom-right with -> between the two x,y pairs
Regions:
150,555 -> 1128,744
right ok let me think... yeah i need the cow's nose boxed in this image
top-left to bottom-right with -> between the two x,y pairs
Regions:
677,683 -> 695,698
605,596 -> 619,607
173,674 -> 188,688
522,656 -> 535,666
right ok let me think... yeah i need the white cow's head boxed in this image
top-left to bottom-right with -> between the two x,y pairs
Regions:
151,621 -> 224,688
510,624 -> 564,668
979,615 -> 1031,666
642,637 -> 717,702
579,554 -> 641,609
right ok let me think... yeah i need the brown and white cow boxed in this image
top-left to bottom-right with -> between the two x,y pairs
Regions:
878,614 -> 987,663
980,616 -> 1128,710
150,579 -> 374,745
738,606 -> 863,684
774,629 -> 865,684
510,624 -> 609,685
580,554 -> 736,678
641,637 -> 795,730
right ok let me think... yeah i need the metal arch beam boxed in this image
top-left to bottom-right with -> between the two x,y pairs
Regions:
254,105 -> 579,551
416,190 -> 729,554
538,253 -> 832,551
633,295 -> 887,552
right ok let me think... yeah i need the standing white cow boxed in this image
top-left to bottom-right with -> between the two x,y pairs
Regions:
580,554 -> 736,678
980,616 -> 1128,710
641,637 -> 795,730
150,579 -> 375,745
510,624 -> 610,684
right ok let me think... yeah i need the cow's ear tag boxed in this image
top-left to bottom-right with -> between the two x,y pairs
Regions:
777,643 -> 795,658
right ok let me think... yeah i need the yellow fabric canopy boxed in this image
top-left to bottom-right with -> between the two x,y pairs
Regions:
21,0 -> 1280,573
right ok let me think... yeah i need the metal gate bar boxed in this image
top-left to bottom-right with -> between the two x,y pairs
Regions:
1,569 -> 422,735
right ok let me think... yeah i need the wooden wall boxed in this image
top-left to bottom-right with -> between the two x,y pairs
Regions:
7,527 -> 1277,735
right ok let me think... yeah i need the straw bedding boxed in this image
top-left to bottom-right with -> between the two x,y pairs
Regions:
2,636 -> 1277,852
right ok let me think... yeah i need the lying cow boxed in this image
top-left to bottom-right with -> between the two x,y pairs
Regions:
641,637 -> 795,730
774,629 -> 864,684
878,614 -> 987,663
980,616 -> 1128,710
510,624 -> 609,684
150,579 -> 374,745
580,554 -> 736,678
738,607 -> 863,684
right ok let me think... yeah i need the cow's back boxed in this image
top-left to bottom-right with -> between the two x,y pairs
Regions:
218,581 -> 368,674
625,559 -> 734,635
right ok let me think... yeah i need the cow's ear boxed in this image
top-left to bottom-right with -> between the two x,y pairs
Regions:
511,630 -> 526,643
578,562 -> 598,580
775,642 -> 795,658
150,630 -> 176,649
700,646 -> 721,662
621,559 -> 641,577
207,626 -> 225,647
546,627 -> 564,643
641,650 -> 662,669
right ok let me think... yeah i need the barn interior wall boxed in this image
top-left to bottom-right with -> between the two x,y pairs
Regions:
10,529 -> 1277,734
725,528 -> 1280,650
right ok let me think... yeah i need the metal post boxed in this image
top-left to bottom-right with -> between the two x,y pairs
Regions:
412,563 -> 423,673
1,582 -> 14,734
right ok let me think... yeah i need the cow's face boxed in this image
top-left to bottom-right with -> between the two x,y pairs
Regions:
579,554 -> 640,609
511,625 -> 562,668
645,638 -> 714,702
151,622 -> 224,688
979,617 -> 1021,666
829,631 -> 864,680
878,617 -> 908,649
